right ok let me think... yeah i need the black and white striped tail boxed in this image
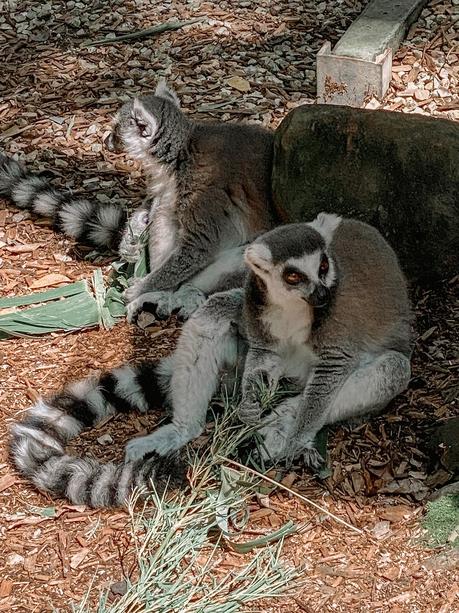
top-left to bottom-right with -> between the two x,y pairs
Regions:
9,363 -> 185,508
0,153 -> 127,252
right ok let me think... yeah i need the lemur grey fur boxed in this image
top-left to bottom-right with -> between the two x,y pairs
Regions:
105,81 -> 278,322
10,213 -> 412,507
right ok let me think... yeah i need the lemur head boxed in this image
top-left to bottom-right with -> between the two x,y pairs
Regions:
245,214 -> 342,308
104,81 -> 189,163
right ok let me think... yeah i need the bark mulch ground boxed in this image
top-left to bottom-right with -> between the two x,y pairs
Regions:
0,1 -> 458,611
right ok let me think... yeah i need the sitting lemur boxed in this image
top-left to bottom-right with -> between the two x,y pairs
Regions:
10,214 -> 412,506
0,81 -> 280,321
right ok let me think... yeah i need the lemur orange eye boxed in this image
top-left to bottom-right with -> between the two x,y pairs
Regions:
284,271 -> 302,285
319,255 -> 329,276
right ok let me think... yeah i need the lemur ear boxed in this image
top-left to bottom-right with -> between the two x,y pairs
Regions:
155,80 -> 180,107
308,212 -> 342,246
244,243 -> 273,277
132,98 -> 158,139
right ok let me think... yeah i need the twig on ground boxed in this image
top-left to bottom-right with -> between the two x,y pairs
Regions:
219,457 -> 364,535
83,18 -> 205,47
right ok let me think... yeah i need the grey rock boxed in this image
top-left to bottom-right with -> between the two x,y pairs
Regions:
272,105 -> 459,284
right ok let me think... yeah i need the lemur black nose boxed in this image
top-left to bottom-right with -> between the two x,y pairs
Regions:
310,285 -> 330,308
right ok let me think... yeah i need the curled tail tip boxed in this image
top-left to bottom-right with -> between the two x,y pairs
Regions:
10,419 -> 186,507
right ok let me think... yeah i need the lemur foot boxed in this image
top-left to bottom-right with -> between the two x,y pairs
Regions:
301,446 -> 325,470
126,285 -> 207,324
125,424 -> 191,462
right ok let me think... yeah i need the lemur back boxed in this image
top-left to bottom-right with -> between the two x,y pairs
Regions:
318,219 -> 411,356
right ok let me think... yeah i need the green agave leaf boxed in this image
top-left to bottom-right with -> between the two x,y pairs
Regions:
0,270 -> 126,338
0,289 -> 100,339
0,280 -> 88,309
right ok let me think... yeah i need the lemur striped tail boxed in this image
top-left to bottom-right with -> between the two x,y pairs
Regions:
9,363 -> 185,508
0,153 -> 127,252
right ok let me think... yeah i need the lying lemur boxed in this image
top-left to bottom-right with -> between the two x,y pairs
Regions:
0,82 -> 278,321
10,214 -> 412,506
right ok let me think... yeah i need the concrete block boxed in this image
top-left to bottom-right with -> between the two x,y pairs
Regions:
316,0 -> 428,106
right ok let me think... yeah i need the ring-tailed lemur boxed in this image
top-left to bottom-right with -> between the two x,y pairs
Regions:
238,213 -> 412,465
1,82 -> 278,320
10,213 -> 412,507
105,81 -> 278,322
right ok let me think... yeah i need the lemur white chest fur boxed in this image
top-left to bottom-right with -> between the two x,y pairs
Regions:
261,298 -> 317,384
145,162 -> 179,272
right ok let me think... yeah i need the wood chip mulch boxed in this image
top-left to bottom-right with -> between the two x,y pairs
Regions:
0,0 -> 458,611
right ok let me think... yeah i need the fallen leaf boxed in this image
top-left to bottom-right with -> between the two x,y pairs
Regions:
28,273 -> 72,289
0,474 -> 17,493
372,520 -> 391,539
5,243 -> 43,254
227,76 -> 250,92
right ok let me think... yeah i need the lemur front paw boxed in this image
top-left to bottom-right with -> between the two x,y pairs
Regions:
118,242 -> 143,264
118,209 -> 149,263
125,285 -> 206,324
126,291 -> 169,324
124,424 -> 189,462
258,421 -> 290,462
124,277 -> 149,303
238,398 -> 262,425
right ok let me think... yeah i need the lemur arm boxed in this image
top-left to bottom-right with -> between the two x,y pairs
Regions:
128,196 -> 237,297
292,348 -> 355,452
238,346 -> 284,424
118,201 -> 151,263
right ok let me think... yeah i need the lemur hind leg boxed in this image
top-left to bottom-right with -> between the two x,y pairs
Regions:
125,289 -> 245,462
325,350 -> 411,425
260,350 -> 411,464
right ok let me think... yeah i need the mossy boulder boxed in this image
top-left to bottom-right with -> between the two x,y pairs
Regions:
272,105 -> 459,284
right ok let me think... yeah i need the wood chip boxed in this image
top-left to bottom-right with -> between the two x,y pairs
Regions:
226,76 -> 251,92
70,548 -> 91,570
28,273 -> 72,289
0,581 -> 13,598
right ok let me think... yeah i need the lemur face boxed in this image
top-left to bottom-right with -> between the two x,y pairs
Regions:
245,221 -> 338,308
104,82 -> 181,159
104,97 -> 160,157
